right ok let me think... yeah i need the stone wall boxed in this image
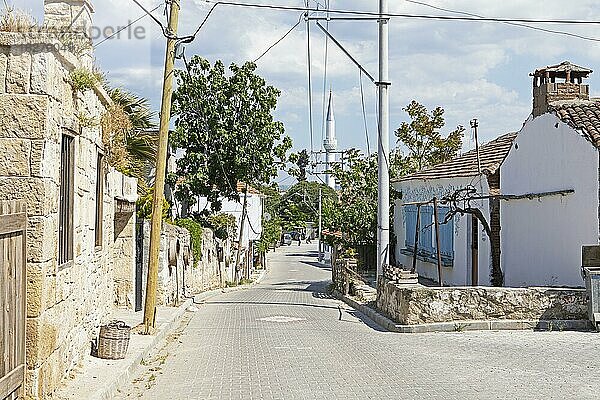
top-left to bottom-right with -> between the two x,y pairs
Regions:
377,279 -> 587,325
138,221 -> 225,306
0,31 -> 137,398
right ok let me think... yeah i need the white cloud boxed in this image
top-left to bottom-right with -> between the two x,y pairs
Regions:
24,0 -> 600,152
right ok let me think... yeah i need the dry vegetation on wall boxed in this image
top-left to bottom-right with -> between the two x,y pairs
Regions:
0,2 -> 38,32
101,104 -> 133,173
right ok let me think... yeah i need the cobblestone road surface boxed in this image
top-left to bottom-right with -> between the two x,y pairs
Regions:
116,244 -> 600,399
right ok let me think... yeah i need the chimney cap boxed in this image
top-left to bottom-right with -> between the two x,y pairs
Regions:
530,61 -> 592,79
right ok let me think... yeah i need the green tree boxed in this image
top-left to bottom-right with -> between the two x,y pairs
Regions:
324,150 -> 378,246
169,57 -> 292,211
288,149 -> 310,182
256,183 -> 283,250
279,181 -> 336,231
395,100 -> 464,173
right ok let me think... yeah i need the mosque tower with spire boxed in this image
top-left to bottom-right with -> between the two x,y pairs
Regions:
323,91 -> 337,189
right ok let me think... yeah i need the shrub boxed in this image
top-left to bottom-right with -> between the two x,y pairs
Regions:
70,68 -> 102,92
0,4 -> 37,32
175,218 -> 203,268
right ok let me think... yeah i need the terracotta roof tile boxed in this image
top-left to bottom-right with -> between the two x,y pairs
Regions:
549,100 -> 600,147
395,132 -> 518,182
236,182 -> 262,195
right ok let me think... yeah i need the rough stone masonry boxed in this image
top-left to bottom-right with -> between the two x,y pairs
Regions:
0,2 -> 138,398
377,278 -> 587,325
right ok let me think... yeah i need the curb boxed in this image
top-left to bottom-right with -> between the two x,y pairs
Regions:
333,290 -> 594,333
97,297 -> 194,400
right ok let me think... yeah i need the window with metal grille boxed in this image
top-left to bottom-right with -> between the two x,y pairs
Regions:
59,134 -> 75,265
95,153 -> 104,248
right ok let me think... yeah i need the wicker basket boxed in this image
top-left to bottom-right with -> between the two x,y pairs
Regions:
97,321 -> 131,360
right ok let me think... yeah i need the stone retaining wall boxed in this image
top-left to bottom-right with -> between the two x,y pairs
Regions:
0,28 -> 139,398
138,221 -> 225,306
377,279 -> 587,325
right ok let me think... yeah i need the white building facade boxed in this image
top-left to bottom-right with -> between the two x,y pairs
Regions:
393,61 -> 600,288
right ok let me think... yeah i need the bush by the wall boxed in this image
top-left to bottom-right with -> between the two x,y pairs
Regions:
175,218 -> 203,268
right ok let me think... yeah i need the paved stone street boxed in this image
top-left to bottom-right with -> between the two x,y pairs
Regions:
116,244 -> 600,399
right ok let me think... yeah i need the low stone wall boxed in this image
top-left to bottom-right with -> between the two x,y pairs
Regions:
138,221 -> 225,306
377,279 -> 587,325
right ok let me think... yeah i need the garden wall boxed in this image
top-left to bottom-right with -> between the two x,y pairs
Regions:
377,279 -> 587,326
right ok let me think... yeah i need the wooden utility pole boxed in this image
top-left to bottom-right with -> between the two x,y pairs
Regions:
143,0 -> 180,334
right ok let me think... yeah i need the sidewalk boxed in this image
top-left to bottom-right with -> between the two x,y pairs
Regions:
53,270 -> 267,400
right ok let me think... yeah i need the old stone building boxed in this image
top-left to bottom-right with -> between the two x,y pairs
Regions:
0,1 -> 138,398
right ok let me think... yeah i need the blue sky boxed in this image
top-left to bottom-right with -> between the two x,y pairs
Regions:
11,0 -> 600,159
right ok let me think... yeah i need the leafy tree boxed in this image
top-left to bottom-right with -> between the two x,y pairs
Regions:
169,57 -> 292,211
323,149 -> 378,246
206,213 -> 237,241
256,183 -> 283,250
288,149 -> 310,182
395,100 -> 464,173
279,181 -> 336,231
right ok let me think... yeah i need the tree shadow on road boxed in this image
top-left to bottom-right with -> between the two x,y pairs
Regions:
338,309 -> 387,332
284,251 -> 320,258
299,260 -> 332,271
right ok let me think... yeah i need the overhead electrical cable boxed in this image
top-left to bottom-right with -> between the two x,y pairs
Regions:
359,70 -> 371,157
135,0 -> 600,45
253,13 -> 303,62
403,0 -> 600,42
94,4 -> 163,47
200,1 -> 600,25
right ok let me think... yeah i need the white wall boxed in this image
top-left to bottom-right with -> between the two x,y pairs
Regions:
501,114 -> 599,287
394,176 -> 492,286
196,194 -> 263,248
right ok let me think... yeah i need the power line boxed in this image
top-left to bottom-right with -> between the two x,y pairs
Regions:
202,1 -> 600,25
94,4 -> 163,48
403,0 -> 600,42
130,0 -> 175,38
359,70 -> 371,157
253,13 -> 303,62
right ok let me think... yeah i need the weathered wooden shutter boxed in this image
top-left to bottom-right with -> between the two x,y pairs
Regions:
439,206 -> 454,261
419,206 -> 433,255
404,205 -> 417,248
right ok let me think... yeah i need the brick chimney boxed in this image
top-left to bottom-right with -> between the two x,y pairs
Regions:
44,0 -> 94,38
531,61 -> 592,117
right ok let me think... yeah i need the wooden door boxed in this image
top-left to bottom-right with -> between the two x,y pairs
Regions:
0,201 -> 27,400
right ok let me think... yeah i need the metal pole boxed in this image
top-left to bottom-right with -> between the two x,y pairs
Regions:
143,0 -> 180,334
318,188 -> 322,261
376,0 -> 390,281
305,2 -> 314,156
433,197 -> 443,287
471,119 -> 482,175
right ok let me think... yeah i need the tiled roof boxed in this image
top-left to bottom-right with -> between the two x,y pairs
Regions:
395,132 -> 518,182
531,61 -> 592,77
549,100 -> 600,147
236,182 -> 262,195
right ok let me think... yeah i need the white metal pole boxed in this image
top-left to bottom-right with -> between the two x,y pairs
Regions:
377,0 -> 390,280
318,188 -> 323,261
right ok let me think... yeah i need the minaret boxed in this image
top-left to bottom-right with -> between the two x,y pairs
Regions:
324,91 -> 337,189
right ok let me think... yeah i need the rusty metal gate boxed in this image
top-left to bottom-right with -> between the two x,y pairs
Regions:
0,201 -> 26,400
